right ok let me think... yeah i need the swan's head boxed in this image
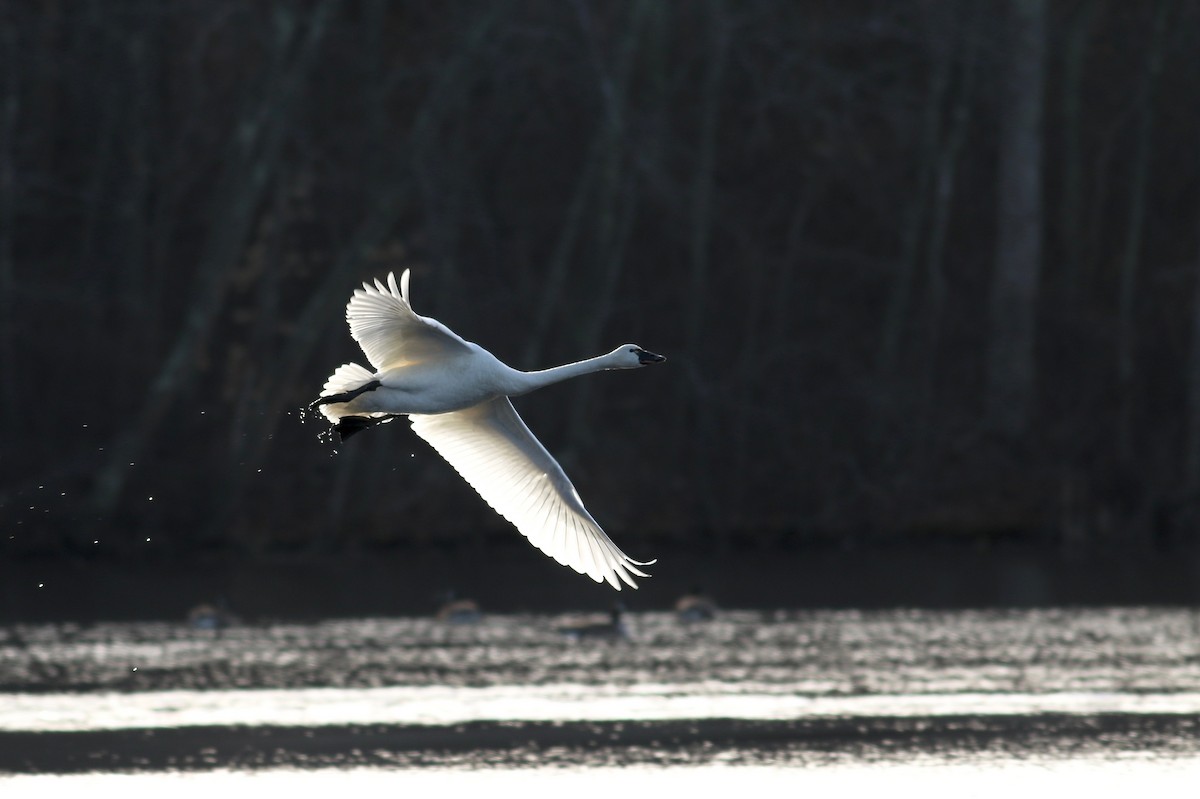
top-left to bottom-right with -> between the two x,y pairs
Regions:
610,344 -> 666,368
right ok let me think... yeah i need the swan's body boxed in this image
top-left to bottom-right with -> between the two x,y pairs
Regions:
314,270 -> 664,590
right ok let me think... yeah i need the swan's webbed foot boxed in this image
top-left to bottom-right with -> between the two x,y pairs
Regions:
309,379 -> 382,409
335,414 -> 401,442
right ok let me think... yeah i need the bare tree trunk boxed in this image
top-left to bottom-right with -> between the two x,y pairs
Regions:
681,0 -> 724,357
1186,195 -> 1200,489
1116,0 -> 1169,460
681,0 -> 728,354
877,6 -> 955,379
1058,0 -> 1099,310
0,23 -> 17,435
76,3 -> 122,312
729,193 -> 813,531
562,0 -> 653,449
118,4 -> 159,388
918,12 -> 979,436
986,0 -> 1045,436
89,2 -> 334,521
673,0 -> 729,533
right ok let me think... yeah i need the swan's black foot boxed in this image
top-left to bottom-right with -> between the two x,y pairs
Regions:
309,380 -> 382,409
334,414 -> 400,442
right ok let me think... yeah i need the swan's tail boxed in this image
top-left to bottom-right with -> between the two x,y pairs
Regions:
316,362 -> 377,423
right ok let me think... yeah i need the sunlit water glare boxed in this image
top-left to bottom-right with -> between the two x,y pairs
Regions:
2,608 -> 1199,788
3,759 -> 1200,799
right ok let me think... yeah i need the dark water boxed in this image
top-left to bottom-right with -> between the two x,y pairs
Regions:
2,608 -> 1199,791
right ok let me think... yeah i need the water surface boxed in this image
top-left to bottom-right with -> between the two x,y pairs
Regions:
2,608 -> 1198,787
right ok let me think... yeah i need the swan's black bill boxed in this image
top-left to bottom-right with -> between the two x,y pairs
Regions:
635,348 -> 665,365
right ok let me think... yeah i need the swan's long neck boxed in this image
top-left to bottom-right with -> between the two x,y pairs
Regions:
507,352 -> 616,396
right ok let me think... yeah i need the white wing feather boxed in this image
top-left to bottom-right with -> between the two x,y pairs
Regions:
410,398 -> 654,590
346,269 -> 471,370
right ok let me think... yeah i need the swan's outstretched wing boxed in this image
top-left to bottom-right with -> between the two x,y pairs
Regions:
346,269 -> 472,371
410,398 -> 654,590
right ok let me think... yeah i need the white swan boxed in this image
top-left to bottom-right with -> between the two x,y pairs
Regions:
313,269 -> 664,590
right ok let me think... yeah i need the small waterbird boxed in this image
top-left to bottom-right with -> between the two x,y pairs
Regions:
435,590 -> 482,624
187,599 -> 236,630
556,604 -> 629,641
313,269 -> 664,590
674,587 -> 718,622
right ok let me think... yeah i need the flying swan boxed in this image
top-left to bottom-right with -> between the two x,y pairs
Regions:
312,269 -> 664,590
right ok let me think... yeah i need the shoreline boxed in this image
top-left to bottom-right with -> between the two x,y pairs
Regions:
3,539 -> 1198,624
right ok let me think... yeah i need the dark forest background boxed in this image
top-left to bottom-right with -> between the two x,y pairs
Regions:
3,0 -> 1200,614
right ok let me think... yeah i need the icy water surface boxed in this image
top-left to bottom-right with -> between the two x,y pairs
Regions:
2,607 -> 1199,792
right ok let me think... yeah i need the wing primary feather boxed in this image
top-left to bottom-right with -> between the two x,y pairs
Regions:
569,515 -> 593,579
555,506 -> 574,559
578,519 -> 604,584
586,525 -> 613,586
534,495 -> 557,554
545,502 -> 565,567
561,513 -> 580,575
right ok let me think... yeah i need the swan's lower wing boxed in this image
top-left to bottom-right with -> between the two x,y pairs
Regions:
409,398 -> 653,590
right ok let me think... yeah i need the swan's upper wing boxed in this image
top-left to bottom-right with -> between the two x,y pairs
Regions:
410,398 -> 654,590
346,269 -> 472,371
